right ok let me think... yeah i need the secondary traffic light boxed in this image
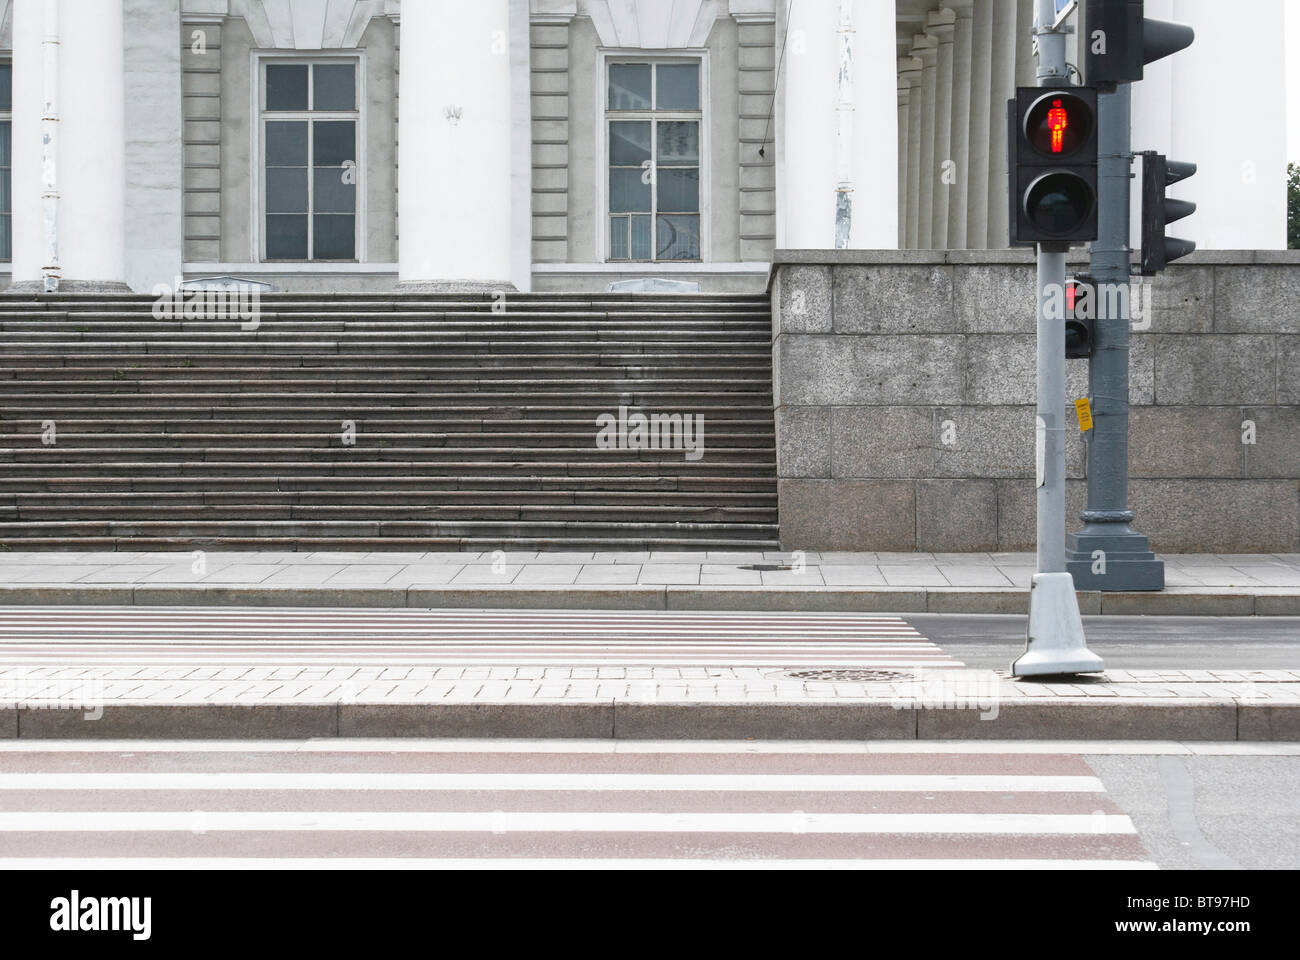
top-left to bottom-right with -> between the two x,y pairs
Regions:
1140,153 -> 1196,276
1008,86 -> 1099,247
1080,0 -> 1195,87
1065,276 -> 1096,359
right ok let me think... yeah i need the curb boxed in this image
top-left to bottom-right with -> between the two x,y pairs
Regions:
0,583 -> 1296,615
6,699 -> 1297,741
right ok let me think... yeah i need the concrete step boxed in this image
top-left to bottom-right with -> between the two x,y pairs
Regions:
0,518 -> 780,540
0,292 -> 778,547
0,417 -> 775,435
0,475 -> 778,494
0,431 -> 772,449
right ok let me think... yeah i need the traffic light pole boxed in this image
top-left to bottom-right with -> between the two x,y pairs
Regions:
1012,0 -> 1103,677
1064,82 -> 1165,591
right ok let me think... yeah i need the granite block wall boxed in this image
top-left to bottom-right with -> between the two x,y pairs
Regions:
771,250 -> 1300,553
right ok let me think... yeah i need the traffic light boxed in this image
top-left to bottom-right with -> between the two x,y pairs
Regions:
1080,0 -> 1195,87
1140,153 -> 1196,276
1065,275 -> 1096,359
1008,86 -> 1099,247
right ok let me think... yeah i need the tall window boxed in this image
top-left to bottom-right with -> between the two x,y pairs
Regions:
606,61 -> 701,262
0,63 -> 11,261
261,60 -> 358,261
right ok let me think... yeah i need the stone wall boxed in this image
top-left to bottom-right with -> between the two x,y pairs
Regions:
772,250 -> 1300,553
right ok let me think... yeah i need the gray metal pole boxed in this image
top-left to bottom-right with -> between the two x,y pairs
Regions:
1037,249 -> 1067,575
1012,0 -> 1102,677
1064,78 -> 1165,590
1035,0 -> 1066,576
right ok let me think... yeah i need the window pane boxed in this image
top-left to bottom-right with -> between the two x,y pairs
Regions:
609,217 -> 628,260
0,121 -> 9,167
609,121 -> 650,165
266,64 -> 309,111
265,121 -> 308,165
0,215 -> 10,261
266,214 -> 308,259
0,169 -> 9,215
656,214 -> 700,260
265,167 -> 308,213
313,63 -> 355,111
656,63 -> 699,110
314,166 -> 356,213
656,167 -> 698,213
629,214 -> 652,260
609,168 -> 651,214
657,121 -> 699,164
313,120 -> 356,166
313,215 -> 355,259
0,65 -> 11,113
608,63 -> 651,110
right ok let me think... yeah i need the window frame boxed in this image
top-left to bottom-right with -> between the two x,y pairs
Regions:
250,51 -> 366,264
597,51 -> 708,264
0,60 -> 11,263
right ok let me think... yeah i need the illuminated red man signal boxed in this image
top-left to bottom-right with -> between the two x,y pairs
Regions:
1047,99 -> 1067,154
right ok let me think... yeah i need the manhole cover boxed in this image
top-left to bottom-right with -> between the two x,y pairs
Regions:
783,669 -> 915,683
739,563 -> 793,571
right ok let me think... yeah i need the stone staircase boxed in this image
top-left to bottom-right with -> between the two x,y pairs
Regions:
0,292 -> 778,551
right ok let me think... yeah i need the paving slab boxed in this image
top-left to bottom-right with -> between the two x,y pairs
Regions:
0,551 -> 1295,615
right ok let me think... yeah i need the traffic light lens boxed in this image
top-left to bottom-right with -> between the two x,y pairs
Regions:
1025,92 -> 1093,157
1025,173 -> 1095,236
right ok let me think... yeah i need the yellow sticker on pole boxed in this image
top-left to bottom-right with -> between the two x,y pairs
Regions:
1075,397 -> 1094,431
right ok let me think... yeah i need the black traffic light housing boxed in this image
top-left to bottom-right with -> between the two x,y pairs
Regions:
1081,0 -> 1196,87
1065,275 -> 1097,359
1140,153 -> 1196,276
1008,86 -> 1099,248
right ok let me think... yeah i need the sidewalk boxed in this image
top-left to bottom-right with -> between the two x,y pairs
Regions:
0,550 -> 1298,615
1,606 -> 1296,742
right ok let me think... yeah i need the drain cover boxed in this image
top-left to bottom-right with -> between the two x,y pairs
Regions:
784,669 -> 915,683
739,563 -> 793,571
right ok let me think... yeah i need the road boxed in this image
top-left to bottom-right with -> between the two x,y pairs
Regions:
910,615 -> 1300,670
0,739 -> 1293,869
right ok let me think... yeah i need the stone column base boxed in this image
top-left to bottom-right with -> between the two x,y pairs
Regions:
395,280 -> 518,294
6,279 -> 135,294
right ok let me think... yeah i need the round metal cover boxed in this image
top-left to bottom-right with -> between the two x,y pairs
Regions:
783,669 -> 914,683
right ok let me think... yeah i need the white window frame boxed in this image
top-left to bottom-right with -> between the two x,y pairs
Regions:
0,60 -> 10,263
250,51 -> 367,263
596,50 -> 709,264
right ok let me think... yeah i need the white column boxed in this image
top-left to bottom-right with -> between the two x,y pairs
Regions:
965,0 -> 993,247
984,0 -> 1019,247
946,0 -> 974,249
398,0 -> 515,287
1131,0 -> 1285,249
897,57 -> 921,247
777,0 -> 838,248
905,55 -> 924,247
927,10 -> 955,250
11,0 -> 126,290
848,0 -> 898,248
913,34 -> 938,247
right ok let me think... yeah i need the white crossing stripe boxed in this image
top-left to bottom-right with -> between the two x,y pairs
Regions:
0,811 -> 1139,834
0,858 -> 1160,870
0,608 -> 962,668
0,772 -> 1109,793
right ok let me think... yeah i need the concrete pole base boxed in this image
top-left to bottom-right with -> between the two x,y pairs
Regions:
1012,572 -> 1105,677
1066,527 -> 1165,591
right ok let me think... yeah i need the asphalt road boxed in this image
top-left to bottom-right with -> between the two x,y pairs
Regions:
907,615 -> 1300,670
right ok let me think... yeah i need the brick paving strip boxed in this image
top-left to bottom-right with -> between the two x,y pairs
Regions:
0,608 -> 1295,741
0,550 -> 1297,615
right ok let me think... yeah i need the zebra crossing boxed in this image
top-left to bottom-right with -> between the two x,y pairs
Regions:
0,740 -> 1154,869
0,608 -> 961,668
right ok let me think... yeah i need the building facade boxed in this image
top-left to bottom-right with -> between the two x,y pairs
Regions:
0,0 -> 1286,295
